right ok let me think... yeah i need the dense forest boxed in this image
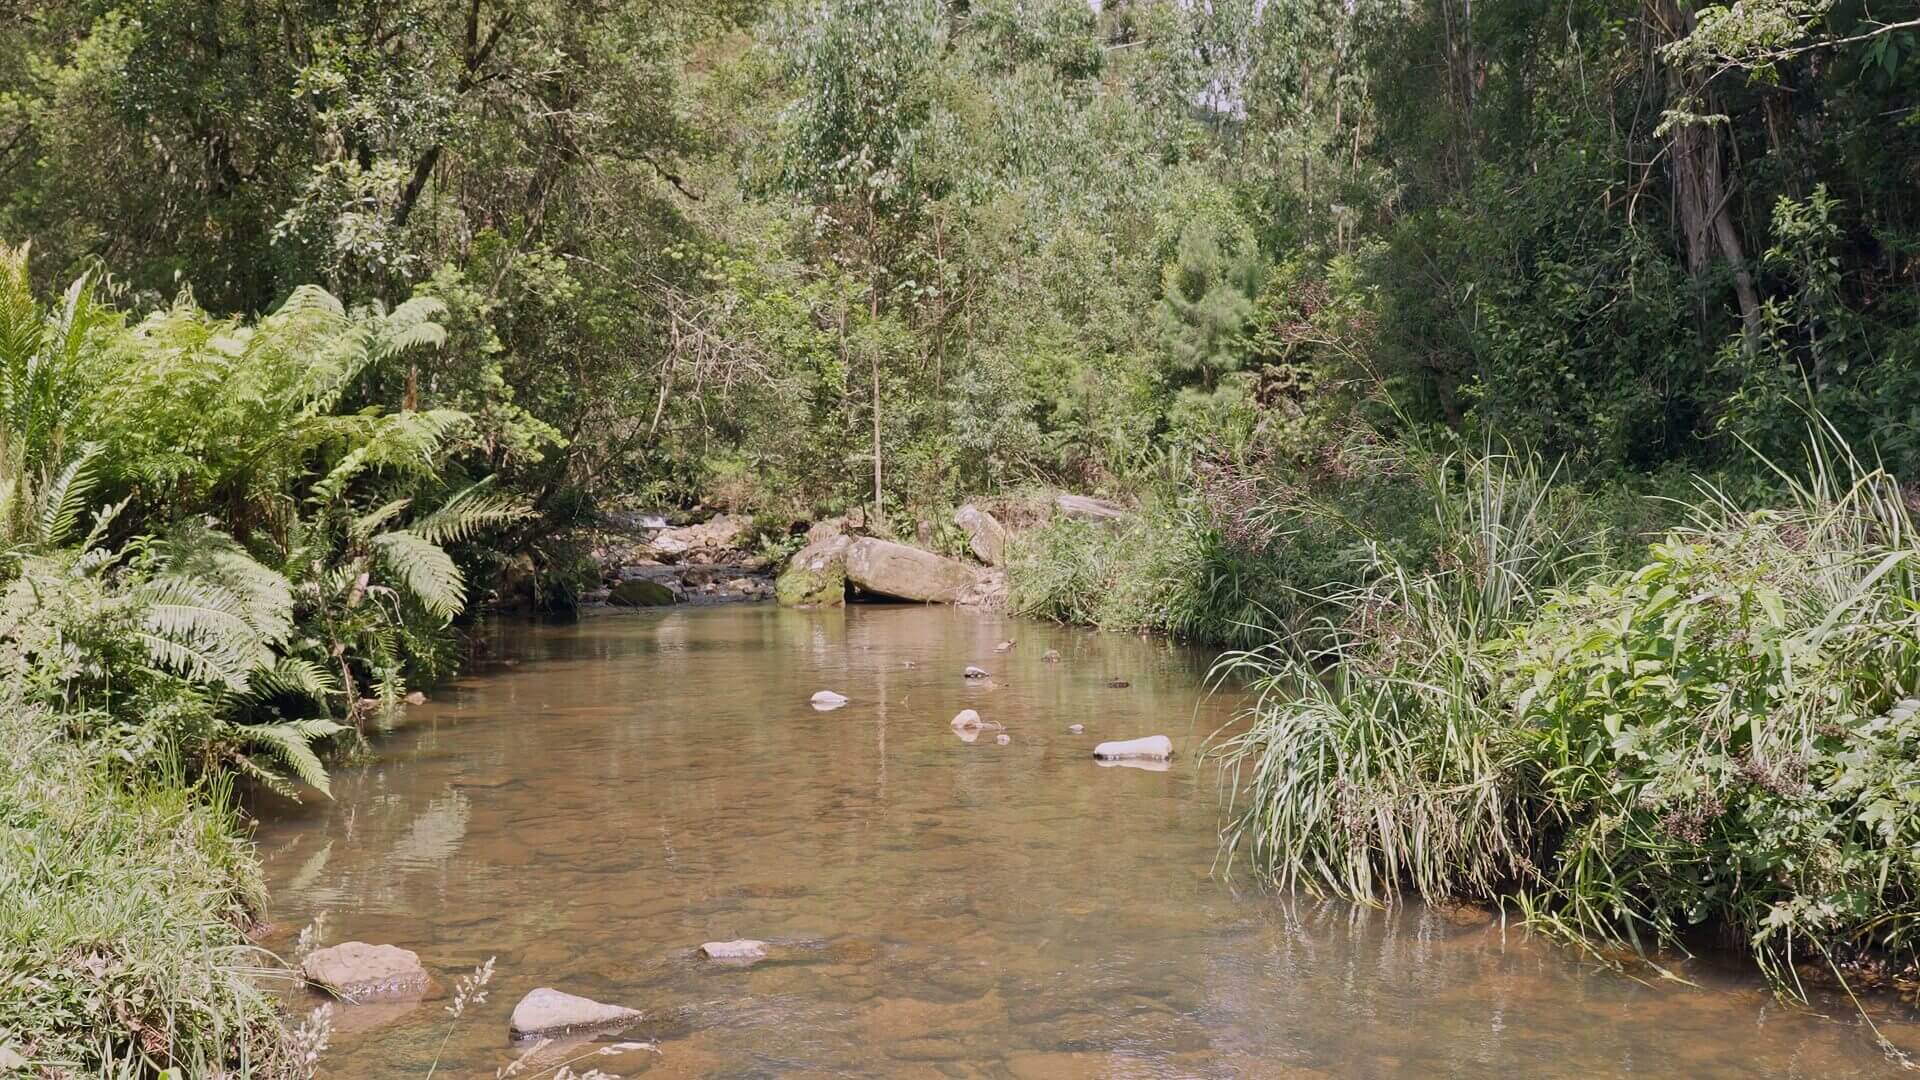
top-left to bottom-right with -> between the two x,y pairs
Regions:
3,0 -> 1919,1073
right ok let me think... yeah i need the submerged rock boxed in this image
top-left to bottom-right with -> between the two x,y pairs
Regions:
1068,724 -> 1084,734
810,690 -> 848,710
994,640 -> 1015,652
995,733 -> 1011,745
609,579 -> 676,607
963,666 -> 990,680
844,538 -> 979,604
950,709 -> 983,730
1092,735 -> 1173,761
776,533 -> 851,607
509,987 -> 641,1040
699,939 -> 769,961
953,504 -> 1011,566
1106,679 -> 1131,689
1041,649 -> 1060,663
301,942 -> 429,1002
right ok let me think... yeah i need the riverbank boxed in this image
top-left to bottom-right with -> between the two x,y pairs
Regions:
1006,432 -> 1920,1004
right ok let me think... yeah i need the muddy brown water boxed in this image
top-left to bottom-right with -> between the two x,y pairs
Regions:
256,605 -> 1918,1078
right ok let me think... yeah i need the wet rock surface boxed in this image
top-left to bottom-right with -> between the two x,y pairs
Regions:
301,942 -> 429,1001
845,538 -> 981,604
508,987 -> 642,1040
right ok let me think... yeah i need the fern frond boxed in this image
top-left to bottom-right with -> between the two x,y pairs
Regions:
133,574 -> 277,689
412,480 -> 532,546
371,529 -> 464,619
39,442 -> 103,546
232,717 -> 348,796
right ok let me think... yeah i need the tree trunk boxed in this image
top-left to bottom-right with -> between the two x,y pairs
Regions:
1658,0 -> 1762,352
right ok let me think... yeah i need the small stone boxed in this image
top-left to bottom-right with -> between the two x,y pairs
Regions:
301,942 -> 429,1002
700,939 -> 769,961
1041,650 -> 1061,663
403,690 -> 427,705
963,666 -> 990,679
995,733 -> 1011,745
950,709 -> 983,731
1092,735 -> 1173,761
810,690 -> 848,710
1068,724 -> 1084,734
1106,679 -> 1130,689
509,987 -> 641,1040
994,640 -> 1015,652
902,660 -> 917,668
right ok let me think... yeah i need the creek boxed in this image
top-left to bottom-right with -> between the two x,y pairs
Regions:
256,605 -> 1917,1077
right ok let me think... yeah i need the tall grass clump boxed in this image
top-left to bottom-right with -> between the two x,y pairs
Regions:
1211,444 -> 1602,899
1215,421 -> 1920,996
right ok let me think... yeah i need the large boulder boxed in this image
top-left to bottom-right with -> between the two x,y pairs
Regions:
609,579 -> 676,607
844,538 -> 979,604
509,987 -> 642,1040
776,533 -> 852,607
953,504 -> 1011,566
301,942 -> 429,1002
1054,494 -> 1131,523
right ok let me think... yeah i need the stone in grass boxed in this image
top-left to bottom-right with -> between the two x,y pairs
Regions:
1092,735 -> 1173,761
509,987 -> 642,1040
301,942 -> 429,1002
700,939 -> 769,961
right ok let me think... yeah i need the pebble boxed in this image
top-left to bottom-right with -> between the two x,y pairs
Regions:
963,666 -> 990,679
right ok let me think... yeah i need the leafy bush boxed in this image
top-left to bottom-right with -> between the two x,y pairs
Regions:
1213,427 -> 1920,995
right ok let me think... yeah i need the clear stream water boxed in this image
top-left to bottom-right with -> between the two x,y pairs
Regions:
255,605 -> 1919,1078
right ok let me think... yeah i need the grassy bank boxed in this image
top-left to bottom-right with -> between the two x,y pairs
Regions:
1013,429 -> 1920,1000
0,704 -> 298,1075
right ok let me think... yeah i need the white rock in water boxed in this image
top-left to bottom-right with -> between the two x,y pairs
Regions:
810,690 -> 848,710
995,733 -> 1011,745
951,709 -> 983,730
963,666 -> 990,679
1092,735 -> 1173,761
700,939 -> 769,960
1068,724 -> 1084,734
994,640 -> 1015,652
509,987 -> 641,1040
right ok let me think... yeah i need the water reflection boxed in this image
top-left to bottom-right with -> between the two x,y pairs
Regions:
256,606 -> 1917,1078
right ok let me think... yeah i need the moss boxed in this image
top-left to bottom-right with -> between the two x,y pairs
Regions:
775,559 -> 846,606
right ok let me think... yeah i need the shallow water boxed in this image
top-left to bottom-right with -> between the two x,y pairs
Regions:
257,605 -> 1918,1078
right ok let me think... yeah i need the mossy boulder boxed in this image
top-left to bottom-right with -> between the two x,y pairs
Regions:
777,533 -> 851,606
609,579 -> 677,607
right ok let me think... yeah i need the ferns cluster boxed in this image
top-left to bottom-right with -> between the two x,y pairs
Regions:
0,245 -> 527,797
